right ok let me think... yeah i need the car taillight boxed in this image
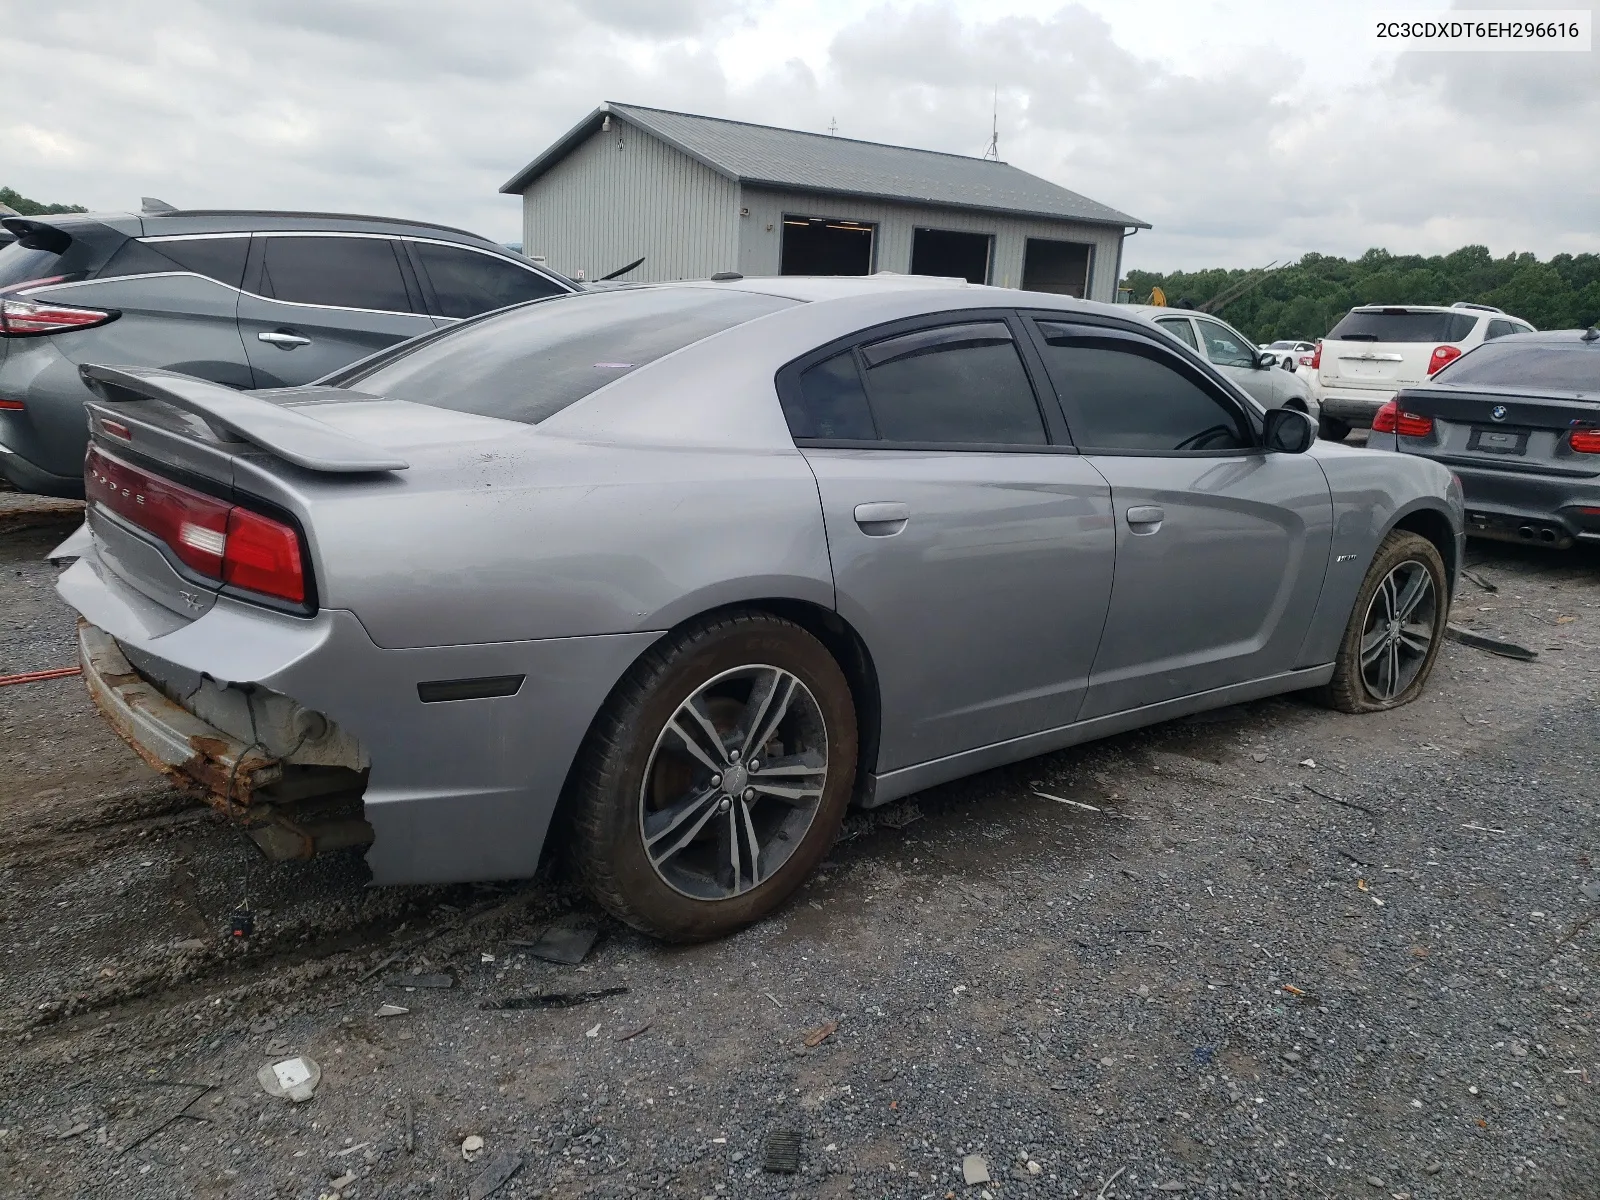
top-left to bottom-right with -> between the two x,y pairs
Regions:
84,445 -> 306,603
1310,340 -> 1321,370
1372,400 -> 1434,437
223,507 -> 305,602
0,398 -> 25,411
1570,429 -> 1600,454
0,296 -> 118,337
1427,344 -> 1462,375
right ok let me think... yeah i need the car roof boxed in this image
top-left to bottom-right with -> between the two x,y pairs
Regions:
1346,304 -> 1495,315
1481,328 -> 1597,345
13,208 -> 509,249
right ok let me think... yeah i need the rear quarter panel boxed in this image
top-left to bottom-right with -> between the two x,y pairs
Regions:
1295,443 -> 1462,665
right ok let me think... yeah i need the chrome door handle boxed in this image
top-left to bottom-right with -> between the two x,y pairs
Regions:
1126,505 -> 1164,533
854,502 -> 909,536
258,331 -> 311,348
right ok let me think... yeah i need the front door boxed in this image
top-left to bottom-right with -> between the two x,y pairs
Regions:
778,316 -> 1116,772
1194,315 -> 1282,409
1026,317 -> 1332,717
239,234 -> 435,388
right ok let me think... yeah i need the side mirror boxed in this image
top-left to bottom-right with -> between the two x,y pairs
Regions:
1263,407 -> 1316,454
1254,351 -> 1276,370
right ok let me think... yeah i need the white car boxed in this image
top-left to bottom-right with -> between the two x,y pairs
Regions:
1125,306 -> 1320,424
1260,339 -> 1316,369
1310,303 -> 1533,440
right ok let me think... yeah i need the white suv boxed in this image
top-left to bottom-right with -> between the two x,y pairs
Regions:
1312,303 -> 1533,440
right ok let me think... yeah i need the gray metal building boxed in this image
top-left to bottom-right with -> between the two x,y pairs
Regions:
500,103 -> 1148,301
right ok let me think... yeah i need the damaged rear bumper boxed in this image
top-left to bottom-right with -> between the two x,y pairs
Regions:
78,621 -> 373,860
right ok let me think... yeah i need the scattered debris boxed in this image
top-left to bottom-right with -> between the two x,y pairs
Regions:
763,1128 -> 802,1173
1156,1183 -> 1187,1194
461,1133 -> 485,1162
1461,568 -> 1498,593
384,973 -> 454,989
481,986 -> 629,1011
1299,758 -> 1316,768
1303,784 -> 1379,818
1339,849 -> 1373,866
329,1170 -> 357,1191
257,1056 -> 320,1104
585,1022 -> 601,1038
1581,880 -> 1600,903
764,992 -> 783,1009
334,1141 -> 371,1157
1033,789 -> 1102,813
963,1154 -> 991,1185
1282,984 -> 1320,1004
1446,624 -> 1537,661
511,921 -> 601,966
1462,823 -> 1508,835
228,909 -> 254,940
879,800 -> 924,830
56,1122 -> 91,1140
403,1100 -> 415,1155
803,1019 -> 839,1048
617,1021 -> 652,1041
1192,1046 -> 1214,1065
374,1003 -> 409,1018
468,1151 -> 524,1199
357,952 -> 401,983
1095,1164 -> 1128,1198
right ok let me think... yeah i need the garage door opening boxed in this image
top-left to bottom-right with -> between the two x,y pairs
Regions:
910,228 -> 992,284
781,217 -> 874,276
1022,238 -> 1092,297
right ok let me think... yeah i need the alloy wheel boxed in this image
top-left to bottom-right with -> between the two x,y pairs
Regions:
1358,559 -> 1437,701
638,664 -> 829,901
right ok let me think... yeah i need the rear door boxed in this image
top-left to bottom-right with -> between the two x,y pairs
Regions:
239,234 -> 434,386
1026,317 -> 1332,717
781,313 -> 1116,772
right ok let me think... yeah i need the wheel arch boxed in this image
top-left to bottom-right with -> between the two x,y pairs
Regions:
544,597 -> 884,869
1387,503 -> 1460,597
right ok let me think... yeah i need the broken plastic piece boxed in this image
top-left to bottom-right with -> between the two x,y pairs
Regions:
257,1056 -> 320,1103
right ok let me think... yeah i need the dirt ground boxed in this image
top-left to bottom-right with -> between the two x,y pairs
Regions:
0,503 -> 1596,1200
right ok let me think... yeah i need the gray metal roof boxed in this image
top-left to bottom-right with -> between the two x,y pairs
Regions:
501,103 -> 1148,229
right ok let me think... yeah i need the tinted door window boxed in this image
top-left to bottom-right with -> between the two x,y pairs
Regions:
413,242 -> 565,318
1155,316 -> 1198,351
1484,319 -> 1521,340
259,236 -> 413,312
783,351 -> 878,440
1035,325 -> 1251,452
1195,318 -> 1256,367
858,322 -> 1046,445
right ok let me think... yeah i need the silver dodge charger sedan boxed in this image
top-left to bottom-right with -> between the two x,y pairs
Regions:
54,275 -> 1464,940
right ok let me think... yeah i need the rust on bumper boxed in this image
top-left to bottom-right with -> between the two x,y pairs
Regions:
78,621 -> 373,859
79,620 -> 282,809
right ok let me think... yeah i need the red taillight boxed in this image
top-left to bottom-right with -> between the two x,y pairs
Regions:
84,445 -> 306,604
1310,339 -> 1321,370
1570,429 -> 1600,454
1372,400 -> 1434,437
1427,344 -> 1462,375
0,398 -> 24,411
223,507 -> 305,603
0,296 -> 117,337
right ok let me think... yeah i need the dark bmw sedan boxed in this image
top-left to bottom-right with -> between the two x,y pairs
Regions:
1368,328 -> 1600,548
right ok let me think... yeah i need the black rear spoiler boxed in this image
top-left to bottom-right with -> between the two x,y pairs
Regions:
79,364 -> 409,473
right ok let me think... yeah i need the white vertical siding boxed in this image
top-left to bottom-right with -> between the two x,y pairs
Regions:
735,188 -> 1127,301
520,122 -> 739,282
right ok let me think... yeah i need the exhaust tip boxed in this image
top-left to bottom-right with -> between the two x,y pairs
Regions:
1539,528 -> 1558,543
1517,525 -> 1536,539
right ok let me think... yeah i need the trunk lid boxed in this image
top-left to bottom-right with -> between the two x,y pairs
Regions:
1392,383 -> 1600,477
1318,308 -> 1479,393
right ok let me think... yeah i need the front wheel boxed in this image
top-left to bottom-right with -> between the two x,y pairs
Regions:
1318,415 -> 1351,442
1314,531 -> 1448,713
567,610 -> 857,941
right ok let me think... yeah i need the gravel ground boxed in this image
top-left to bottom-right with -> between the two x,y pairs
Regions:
0,501 -> 1595,1200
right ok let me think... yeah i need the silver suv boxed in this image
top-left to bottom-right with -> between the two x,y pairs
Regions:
0,209 -> 577,495
1312,302 -> 1533,440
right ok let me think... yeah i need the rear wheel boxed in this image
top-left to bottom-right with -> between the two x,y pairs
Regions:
568,610 -> 857,941
1314,531 -> 1448,713
1318,415 -> 1351,441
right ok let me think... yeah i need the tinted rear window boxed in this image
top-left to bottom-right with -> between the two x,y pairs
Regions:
1432,342 -> 1600,393
0,220 -> 124,295
340,286 -> 798,425
1327,310 -> 1477,343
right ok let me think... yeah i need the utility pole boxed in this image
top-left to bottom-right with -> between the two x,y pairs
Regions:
982,88 -> 999,160
828,117 -> 838,137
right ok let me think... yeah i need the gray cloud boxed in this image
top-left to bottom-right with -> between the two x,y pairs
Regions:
1,0 -> 1593,269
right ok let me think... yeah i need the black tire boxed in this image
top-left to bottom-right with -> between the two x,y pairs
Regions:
1318,415 -> 1351,442
568,610 -> 857,941
1314,530 -> 1448,714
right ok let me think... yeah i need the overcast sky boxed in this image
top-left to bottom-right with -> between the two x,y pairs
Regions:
3,0 -> 1594,271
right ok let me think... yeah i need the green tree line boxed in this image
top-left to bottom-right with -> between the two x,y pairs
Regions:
1122,246 -> 1600,342
1,186 -> 88,217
